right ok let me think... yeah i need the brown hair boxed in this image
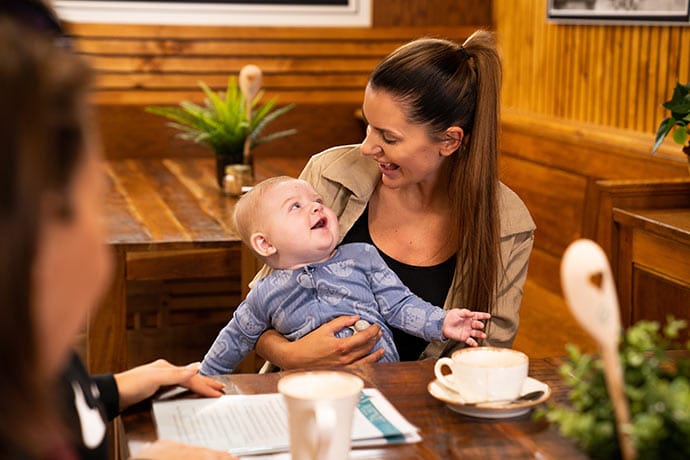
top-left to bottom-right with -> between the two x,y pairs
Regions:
368,30 -> 502,312
0,17 -> 92,458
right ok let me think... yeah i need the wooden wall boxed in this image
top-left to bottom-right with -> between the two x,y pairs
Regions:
65,0 -> 492,161
499,112 -> 687,296
494,0 -> 690,134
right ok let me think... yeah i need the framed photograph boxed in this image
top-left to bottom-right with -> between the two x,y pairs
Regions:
547,0 -> 690,25
55,0 -> 372,26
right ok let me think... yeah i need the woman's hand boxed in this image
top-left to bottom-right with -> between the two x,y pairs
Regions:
130,439 -> 236,459
115,360 -> 225,410
255,315 -> 385,369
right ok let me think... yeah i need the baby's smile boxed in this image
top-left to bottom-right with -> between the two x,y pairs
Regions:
311,217 -> 327,229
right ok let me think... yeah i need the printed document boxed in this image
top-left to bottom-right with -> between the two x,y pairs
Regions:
152,388 -> 420,456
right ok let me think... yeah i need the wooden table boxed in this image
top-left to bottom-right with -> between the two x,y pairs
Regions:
88,157 -> 241,374
92,156 -> 305,374
121,359 -> 587,459
612,207 -> 690,339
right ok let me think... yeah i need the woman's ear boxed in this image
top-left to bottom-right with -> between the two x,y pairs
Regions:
440,127 -> 464,156
250,232 -> 277,258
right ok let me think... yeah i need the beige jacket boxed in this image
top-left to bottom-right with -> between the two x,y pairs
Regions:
253,144 -> 536,360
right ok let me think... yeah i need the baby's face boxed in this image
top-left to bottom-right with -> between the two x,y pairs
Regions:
262,179 -> 340,269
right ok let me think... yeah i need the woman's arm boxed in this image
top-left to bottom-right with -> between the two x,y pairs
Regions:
114,360 -> 225,411
255,315 -> 384,369
487,230 -> 535,348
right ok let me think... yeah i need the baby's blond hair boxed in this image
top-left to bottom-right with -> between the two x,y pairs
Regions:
233,175 -> 295,251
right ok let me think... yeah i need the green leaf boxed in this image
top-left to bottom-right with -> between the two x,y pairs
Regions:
541,317 -> 690,458
662,82 -> 690,113
144,73 -> 295,161
653,117 -> 676,152
673,125 -> 688,145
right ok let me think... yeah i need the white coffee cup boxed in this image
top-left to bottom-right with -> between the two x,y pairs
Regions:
434,347 -> 528,403
277,371 -> 363,460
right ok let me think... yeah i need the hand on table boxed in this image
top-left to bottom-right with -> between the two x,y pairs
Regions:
115,360 -> 225,410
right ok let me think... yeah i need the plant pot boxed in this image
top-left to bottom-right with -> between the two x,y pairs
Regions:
215,154 -> 239,189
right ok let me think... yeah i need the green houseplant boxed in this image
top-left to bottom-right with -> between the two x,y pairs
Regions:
146,66 -> 296,188
538,317 -> 690,459
652,81 -> 690,168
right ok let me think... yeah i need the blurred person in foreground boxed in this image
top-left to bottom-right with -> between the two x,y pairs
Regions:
0,14 -> 233,460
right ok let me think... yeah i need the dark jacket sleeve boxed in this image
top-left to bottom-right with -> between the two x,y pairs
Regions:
91,373 -> 120,421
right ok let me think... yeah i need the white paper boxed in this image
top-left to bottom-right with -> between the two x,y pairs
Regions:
152,388 -> 420,456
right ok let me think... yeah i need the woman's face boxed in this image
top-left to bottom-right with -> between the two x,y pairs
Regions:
360,86 -> 454,190
32,131 -> 112,377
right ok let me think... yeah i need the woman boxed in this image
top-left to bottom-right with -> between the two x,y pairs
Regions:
254,31 -> 535,368
0,17 -> 232,460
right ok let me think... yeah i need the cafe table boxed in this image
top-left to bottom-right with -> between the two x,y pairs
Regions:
119,358 -> 587,459
91,156 -> 303,374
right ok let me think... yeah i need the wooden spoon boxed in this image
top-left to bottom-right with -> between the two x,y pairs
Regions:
238,64 -> 263,166
560,239 -> 636,460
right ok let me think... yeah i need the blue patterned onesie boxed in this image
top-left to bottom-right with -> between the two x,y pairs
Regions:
200,242 -> 447,375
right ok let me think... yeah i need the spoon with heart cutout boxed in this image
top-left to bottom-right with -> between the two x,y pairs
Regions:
561,239 -> 635,460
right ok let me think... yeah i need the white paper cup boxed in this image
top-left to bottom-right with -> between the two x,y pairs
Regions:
434,347 -> 528,403
278,371 -> 363,460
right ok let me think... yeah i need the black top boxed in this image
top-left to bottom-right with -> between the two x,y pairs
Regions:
56,354 -> 119,460
341,206 -> 456,360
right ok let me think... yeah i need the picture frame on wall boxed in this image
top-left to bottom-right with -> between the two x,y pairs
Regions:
55,0 -> 372,26
547,0 -> 690,25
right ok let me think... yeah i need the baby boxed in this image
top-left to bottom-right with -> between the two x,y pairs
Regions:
200,176 -> 490,375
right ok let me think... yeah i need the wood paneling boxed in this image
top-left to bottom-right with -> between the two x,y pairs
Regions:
373,0 -> 492,27
612,207 -> 690,341
494,0 -> 690,135
583,178 -> 690,268
498,111 -> 688,297
65,20 -> 485,159
95,103 -> 365,160
65,23 -> 479,105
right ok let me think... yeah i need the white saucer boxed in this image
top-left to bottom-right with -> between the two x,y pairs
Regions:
427,377 -> 551,419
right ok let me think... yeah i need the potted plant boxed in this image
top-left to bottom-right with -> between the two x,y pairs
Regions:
652,81 -> 690,171
538,317 -> 690,459
146,65 -> 296,188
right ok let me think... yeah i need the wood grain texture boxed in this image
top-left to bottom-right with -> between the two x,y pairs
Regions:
122,360 -> 587,459
514,280 -> 597,358
96,103 -> 365,160
373,0 -> 492,27
613,207 -> 690,339
105,158 -> 240,248
88,250 -> 127,373
585,179 -> 690,265
93,158 -> 248,374
494,0 -> 690,135
498,112 -> 688,300
65,22 -> 481,105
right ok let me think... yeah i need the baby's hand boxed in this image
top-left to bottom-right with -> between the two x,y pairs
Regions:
441,309 -> 491,346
